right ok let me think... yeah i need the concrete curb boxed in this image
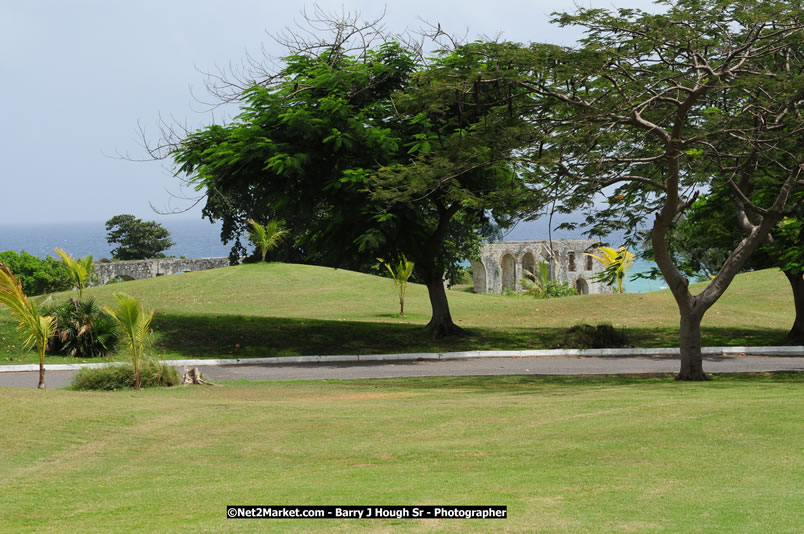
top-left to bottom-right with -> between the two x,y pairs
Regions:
0,345 -> 801,373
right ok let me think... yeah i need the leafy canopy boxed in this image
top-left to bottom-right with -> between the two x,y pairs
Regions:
172,39 -> 540,335
105,214 -> 175,260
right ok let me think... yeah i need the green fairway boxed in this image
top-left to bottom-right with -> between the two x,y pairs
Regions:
0,263 -> 797,365
0,375 -> 801,533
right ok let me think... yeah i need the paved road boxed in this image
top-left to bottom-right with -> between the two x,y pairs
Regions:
2,355 -> 803,389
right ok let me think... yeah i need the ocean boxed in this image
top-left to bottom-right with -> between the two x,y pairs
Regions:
0,219 -> 231,260
0,218 -> 667,293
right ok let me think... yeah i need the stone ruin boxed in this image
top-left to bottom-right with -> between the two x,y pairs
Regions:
469,240 -> 611,295
93,257 -> 230,285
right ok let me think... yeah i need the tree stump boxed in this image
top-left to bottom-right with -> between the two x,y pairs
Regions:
182,367 -> 215,385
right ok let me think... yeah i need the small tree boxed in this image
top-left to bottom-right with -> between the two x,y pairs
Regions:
378,255 -> 415,315
104,293 -> 154,390
0,264 -> 56,389
585,247 -> 635,294
247,219 -> 288,262
55,248 -> 95,299
105,214 -> 174,260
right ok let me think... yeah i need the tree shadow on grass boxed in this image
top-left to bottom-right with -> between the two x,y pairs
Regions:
149,313 -> 793,360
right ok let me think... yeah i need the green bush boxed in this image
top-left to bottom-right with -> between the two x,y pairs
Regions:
555,323 -> 630,349
521,261 -> 578,299
71,362 -> 180,390
44,298 -> 120,358
0,251 -> 72,295
448,265 -> 473,286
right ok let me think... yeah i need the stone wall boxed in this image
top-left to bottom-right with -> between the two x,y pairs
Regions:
93,257 -> 230,285
469,240 -> 611,295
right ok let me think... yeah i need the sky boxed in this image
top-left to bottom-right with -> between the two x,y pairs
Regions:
1,0 -> 661,225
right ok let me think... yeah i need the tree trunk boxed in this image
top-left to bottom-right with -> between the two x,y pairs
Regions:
38,352 -> 46,389
785,271 -> 804,344
425,278 -> 464,338
677,311 -> 707,381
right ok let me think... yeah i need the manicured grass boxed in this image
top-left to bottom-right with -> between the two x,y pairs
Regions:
0,375 -> 801,533
0,263 -> 797,365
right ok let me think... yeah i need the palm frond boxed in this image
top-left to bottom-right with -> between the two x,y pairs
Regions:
248,219 -> 289,262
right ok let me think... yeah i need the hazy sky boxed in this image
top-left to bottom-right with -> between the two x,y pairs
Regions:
1,0 -> 659,225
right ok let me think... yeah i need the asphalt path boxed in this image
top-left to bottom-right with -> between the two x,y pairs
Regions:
2,355 -> 803,389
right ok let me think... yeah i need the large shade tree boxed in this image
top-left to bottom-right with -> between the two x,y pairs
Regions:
166,22 -> 538,336
524,0 -> 804,379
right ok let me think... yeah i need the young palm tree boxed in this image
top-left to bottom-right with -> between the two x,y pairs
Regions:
377,255 -> 415,315
0,264 -> 56,389
247,219 -> 289,262
55,248 -> 95,299
585,247 -> 636,293
521,261 -> 551,299
104,293 -> 153,390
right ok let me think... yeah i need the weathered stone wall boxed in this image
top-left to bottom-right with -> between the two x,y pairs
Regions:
93,257 -> 230,285
469,240 -> 611,295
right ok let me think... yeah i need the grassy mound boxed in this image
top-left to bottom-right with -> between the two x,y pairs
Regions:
0,263 -> 796,364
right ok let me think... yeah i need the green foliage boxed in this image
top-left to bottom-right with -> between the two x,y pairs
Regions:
70,362 -> 179,390
774,217 -> 804,274
103,293 -> 154,389
555,323 -> 630,349
521,261 -> 578,299
0,250 -> 72,295
43,298 -> 119,358
377,255 -> 414,315
105,214 -> 174,260
55,248 -> 96,299
449,265 -> 473,286
247,219 -> 288,262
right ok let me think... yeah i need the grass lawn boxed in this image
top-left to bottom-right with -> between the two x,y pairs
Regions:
0,374 -> 801,533
0,263 -> 797,365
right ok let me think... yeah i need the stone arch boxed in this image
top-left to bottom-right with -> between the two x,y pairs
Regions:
521,252 -> 536,281
106,274 -> 134,285
575,277 -> 589,295
501,253 -> 516,292
470,260 -> 487,293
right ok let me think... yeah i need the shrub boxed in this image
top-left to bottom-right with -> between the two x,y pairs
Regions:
44,298 -> 120,358
521,261 -> 578,299
71,362 -> 180,390
0,251 -> 72,295
448,265 -> 473,287
555,323 -> 630,349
